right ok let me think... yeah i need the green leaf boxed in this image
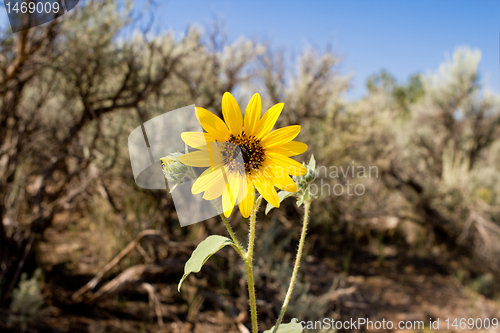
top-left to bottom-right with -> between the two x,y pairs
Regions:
296,196 -> 304,207
264,320 -> 303,333
265,191 -> 294,215
178,235 -> 234,291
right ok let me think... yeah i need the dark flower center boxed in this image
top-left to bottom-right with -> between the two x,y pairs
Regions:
222,132 -> 265,174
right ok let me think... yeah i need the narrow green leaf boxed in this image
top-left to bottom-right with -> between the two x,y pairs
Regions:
296,196 -> 304,207
264,320 -> 303,333
178,235 -> 234,291
265,191 -> 294,215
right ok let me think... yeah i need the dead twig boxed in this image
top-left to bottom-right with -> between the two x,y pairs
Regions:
72,229 -> 162,302
141,282 -> 164,327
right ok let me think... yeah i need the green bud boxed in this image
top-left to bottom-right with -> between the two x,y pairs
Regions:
303,164 -> 317,183
161,152 -> 189,183
292,155 -> 318,203
294,155 -> 317,186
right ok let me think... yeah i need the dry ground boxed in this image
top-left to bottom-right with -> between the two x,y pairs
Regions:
19,217 -> 500,333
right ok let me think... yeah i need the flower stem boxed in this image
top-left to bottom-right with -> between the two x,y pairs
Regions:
212,201 -> 245,257
273,199 -> 311,333
245,195 -> 261,333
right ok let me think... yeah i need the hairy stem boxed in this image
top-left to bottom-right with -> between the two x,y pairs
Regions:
273,199 -> 311,333
245,195 -> 261,333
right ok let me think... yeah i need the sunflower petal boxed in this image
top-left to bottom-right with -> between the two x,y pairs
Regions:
252,175 -> 279,208
238,179 -> 254,218
254,103 -> 284,138
254,164 -> 298,192
178,151 -> 213,167
272,173 -> 298,192
266,141 -> 308,157
181,132 -> 215,149
191,167 -> 224,194
202,171 -> 226,200
222,172 -> 241,217
196,107 -> 230,141
235,172 -> 249,203
244,93 -> 262,136
260,125 -> 301,148
267,153 -> 307,176
229,172 -> 241,205
222,92 -> 243,135
205,142 -> 228,169
222,191 -> 234,217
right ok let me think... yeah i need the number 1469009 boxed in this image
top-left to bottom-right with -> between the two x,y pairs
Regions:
6,1 -> 60,14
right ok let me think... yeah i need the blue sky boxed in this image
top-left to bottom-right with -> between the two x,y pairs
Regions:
137,0 -> 500,99
1,1 -> 498,99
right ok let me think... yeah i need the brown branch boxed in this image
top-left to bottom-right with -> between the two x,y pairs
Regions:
141,282 -> 164,327
72,229 -> 163,302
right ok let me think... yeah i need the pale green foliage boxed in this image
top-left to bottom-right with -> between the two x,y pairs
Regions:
425,47 -> 481,96
8,269 -> 45,330
261,47 -> 350,127
316,46 -> 500,273
398,47 -> 499,203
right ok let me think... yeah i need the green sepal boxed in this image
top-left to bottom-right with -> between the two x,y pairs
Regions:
265,190 -> 295,215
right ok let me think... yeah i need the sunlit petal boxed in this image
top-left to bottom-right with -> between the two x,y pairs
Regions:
181,132 -> 215,149
260,125 -> 301,148
222,171 -> 241,217
178,150 -> 213,167
266,141 -> 308,157
271,173 -> 298,192
252,173 -> 279,208
191,167 -> 224,194
254,103 -> 284,138
244,93 -> 261,136
222,92 -> 243,135
196,107 -> 230,141
238,179 -> 254,218
202,170 -> 226,200
267,153 -> 307,176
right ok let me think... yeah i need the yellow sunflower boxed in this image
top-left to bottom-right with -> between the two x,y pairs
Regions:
178,92 -> 307,218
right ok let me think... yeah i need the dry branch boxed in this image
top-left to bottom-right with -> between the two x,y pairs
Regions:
72,229 -> 163,302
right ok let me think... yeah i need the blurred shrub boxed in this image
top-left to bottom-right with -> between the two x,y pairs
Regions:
8,269 -> 45,331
